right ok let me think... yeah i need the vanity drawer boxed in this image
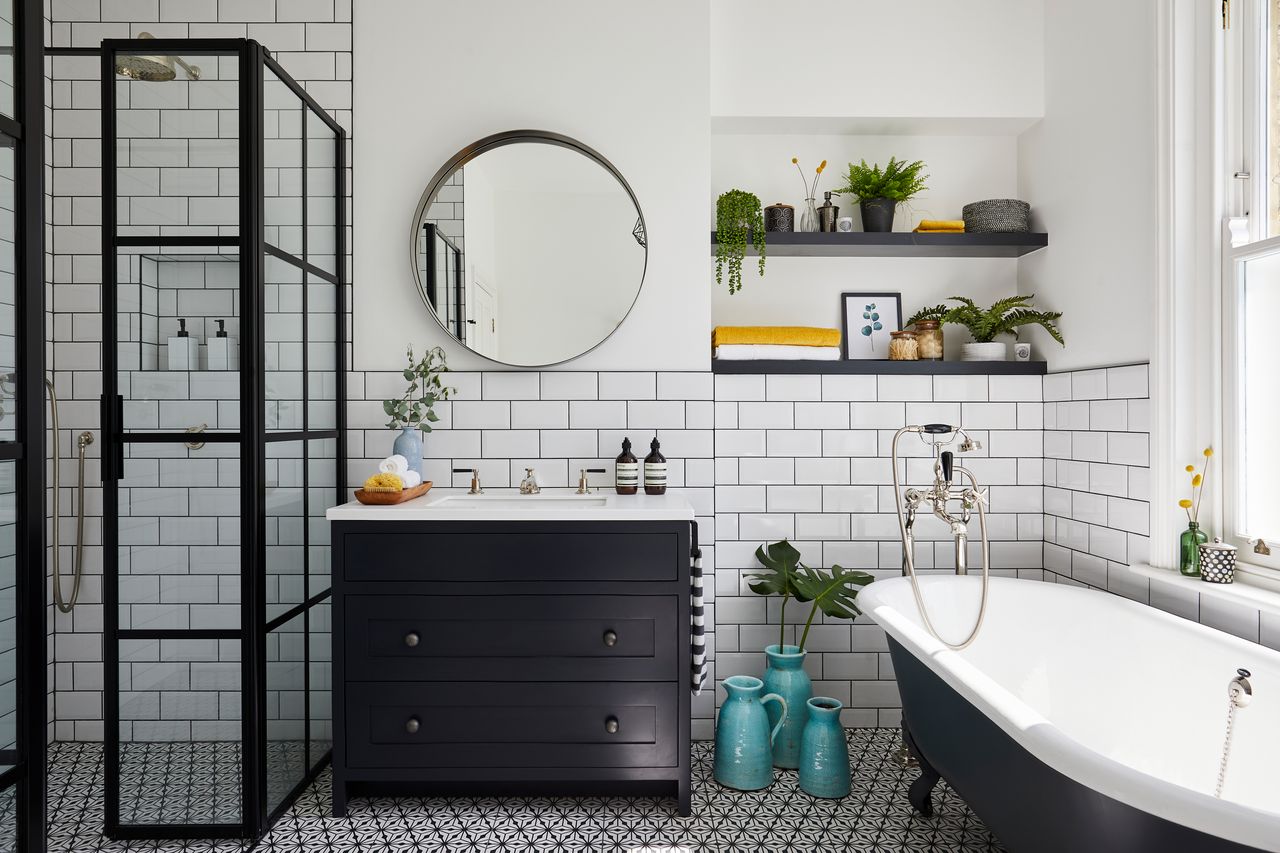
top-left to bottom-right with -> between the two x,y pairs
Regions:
342,528 -> 679,583
345,594 -> 677,681
344,681 -> 678,770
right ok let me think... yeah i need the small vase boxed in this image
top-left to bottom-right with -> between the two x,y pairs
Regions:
799,197 -> 818,232
762,644 -> 811,769
391,427 -> 423,477
1180,521 -> 1209,577
798,697 -> 851,799
713,675 -> 787,791
860,198 -> 897,232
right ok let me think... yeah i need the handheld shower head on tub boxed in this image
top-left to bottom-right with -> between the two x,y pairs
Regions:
891,423 -> 991,651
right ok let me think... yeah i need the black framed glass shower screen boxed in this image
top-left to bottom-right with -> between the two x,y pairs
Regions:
101,38 -> 346,841
0,0 -> 49,850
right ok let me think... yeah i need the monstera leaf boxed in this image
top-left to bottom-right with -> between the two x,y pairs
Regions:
792,564 -> 875,650
748,539 -> 803,650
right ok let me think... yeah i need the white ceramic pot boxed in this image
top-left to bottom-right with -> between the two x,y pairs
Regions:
961,341 -> 1007,362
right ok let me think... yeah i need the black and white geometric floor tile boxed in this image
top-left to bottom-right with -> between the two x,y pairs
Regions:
47,729 -> 1004,852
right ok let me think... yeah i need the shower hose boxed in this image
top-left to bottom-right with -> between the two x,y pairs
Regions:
45,377 -> 92,614
891,425 -> 991,651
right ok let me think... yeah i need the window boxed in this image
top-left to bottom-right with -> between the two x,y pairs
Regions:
1222,0 -> 1280,570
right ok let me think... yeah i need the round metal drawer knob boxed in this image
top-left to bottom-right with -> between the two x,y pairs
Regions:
405,716 -> 421,734
605,716 -> 619,734
404,631 -> 420,648
602,630 -> 618,647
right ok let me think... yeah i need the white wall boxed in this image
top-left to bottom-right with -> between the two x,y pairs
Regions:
353,0 -> 711,372
711,0 -> 1044,125
1017,0 -> 1158,371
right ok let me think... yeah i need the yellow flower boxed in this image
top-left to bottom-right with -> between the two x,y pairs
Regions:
1204,447 -> 1214,457
1185,465 -> 1195,473
1179,499 -> 1193,508
792,157 -> 798,164
1192,474 -> 1202,487
817,159 -> 827,173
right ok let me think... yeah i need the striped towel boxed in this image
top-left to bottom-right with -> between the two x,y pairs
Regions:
691,523 -> 707,694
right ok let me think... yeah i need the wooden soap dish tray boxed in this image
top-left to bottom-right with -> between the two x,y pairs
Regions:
354,481 -> 432,505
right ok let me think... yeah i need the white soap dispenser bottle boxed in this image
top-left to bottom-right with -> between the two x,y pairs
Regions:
167,318 -> 199,371
206,319 -> 237,370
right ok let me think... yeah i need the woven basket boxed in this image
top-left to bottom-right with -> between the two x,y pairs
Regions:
962,199 -> 1031,234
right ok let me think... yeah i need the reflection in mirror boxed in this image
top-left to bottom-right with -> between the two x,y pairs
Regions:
412,132 -> 646,367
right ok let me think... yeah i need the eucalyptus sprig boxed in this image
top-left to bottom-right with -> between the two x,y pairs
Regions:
715,189 -> 766,295
383,344 -> 456,432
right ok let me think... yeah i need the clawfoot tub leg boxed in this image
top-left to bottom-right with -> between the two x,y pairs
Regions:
901,718 -> 940,818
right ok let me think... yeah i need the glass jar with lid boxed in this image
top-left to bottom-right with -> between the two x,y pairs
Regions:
914,320 -> 943,360
888,330 -> 919,361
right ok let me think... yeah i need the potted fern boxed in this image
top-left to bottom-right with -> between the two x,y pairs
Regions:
831,157 -> 928,232
715,189 -> 766,294
908,295 -> 1064,361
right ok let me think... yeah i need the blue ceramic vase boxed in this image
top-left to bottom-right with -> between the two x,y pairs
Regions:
391,427 -> 423,477
763,644 -> 811,769
713,675 -> 788,791
798,697 -> 851,798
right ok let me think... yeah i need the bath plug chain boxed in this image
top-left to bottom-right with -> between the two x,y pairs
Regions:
1215,668 -> 1252,799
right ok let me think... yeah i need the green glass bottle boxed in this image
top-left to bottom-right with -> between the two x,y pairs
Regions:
1180,522 -> 1208,576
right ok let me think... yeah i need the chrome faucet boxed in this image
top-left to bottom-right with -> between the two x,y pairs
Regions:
577,468 -> 606,494
898,424 -> 986,576
891,423 -> 991,652
453,467 -> 483,495
519,467 -> 541,495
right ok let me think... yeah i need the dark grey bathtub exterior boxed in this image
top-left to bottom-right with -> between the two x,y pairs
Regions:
889,637 -> 1264,853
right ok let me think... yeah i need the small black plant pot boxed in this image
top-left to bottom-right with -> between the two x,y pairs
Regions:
860,198 -> 897,233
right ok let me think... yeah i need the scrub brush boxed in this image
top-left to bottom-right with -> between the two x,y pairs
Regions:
362,472 -> 404,493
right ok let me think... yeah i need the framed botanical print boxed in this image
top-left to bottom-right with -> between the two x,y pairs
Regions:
840,292 -> 903,359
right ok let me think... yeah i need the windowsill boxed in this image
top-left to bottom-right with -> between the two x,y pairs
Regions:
1128,562 -> 1280,617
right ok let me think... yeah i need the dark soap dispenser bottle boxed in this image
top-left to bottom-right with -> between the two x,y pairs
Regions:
644,435 -> 667,495
615,437 -> 638,495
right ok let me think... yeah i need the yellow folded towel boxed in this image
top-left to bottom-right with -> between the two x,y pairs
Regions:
712,326 -> 841,348
913,220 -> 966,233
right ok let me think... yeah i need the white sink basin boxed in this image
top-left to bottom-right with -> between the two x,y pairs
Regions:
327,489 -> 694,522
431,495 -> 609,509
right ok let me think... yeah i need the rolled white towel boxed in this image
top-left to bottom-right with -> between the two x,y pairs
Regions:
401,470 -> 422,488
379,454 -> 409,475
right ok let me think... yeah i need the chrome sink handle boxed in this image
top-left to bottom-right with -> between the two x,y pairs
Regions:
453,467 -> 482,494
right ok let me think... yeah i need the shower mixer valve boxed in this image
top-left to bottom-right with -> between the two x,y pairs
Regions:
899,424 -> 988,577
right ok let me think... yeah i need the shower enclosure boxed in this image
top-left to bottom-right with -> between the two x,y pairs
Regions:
100,38 -> 346,840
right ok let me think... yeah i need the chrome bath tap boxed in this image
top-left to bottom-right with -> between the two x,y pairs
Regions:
891,423 -> 991,651
900,425 -> 988,576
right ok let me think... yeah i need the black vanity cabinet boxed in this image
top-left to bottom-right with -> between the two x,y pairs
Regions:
331,519 -> 692,816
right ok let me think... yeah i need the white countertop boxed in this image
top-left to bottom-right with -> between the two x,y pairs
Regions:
326,489 -> 696,522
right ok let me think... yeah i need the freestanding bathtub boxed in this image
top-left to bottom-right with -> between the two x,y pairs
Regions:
860,575 -> 1280,852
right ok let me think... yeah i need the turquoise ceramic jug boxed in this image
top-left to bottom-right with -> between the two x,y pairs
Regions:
713,675 -> 788,791
763,643 -> 811,768
798,696 -> 851,798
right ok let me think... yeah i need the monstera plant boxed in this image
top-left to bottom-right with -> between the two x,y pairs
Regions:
747,539 -> 874,653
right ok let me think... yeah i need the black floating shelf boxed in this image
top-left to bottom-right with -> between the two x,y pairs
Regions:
712,360 -> 1047,375
710,231 -> 1048,258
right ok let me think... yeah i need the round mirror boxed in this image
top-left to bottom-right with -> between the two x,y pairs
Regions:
411,131 -> 647,366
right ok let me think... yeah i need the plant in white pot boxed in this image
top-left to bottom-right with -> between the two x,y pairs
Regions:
908,295 -> 1063,362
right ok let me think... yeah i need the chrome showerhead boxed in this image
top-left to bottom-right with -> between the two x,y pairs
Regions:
115,33 -> 202,82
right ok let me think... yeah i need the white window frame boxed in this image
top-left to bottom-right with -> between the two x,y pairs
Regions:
1155,0 -> 1280,582
1220,0 -> 1280,575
